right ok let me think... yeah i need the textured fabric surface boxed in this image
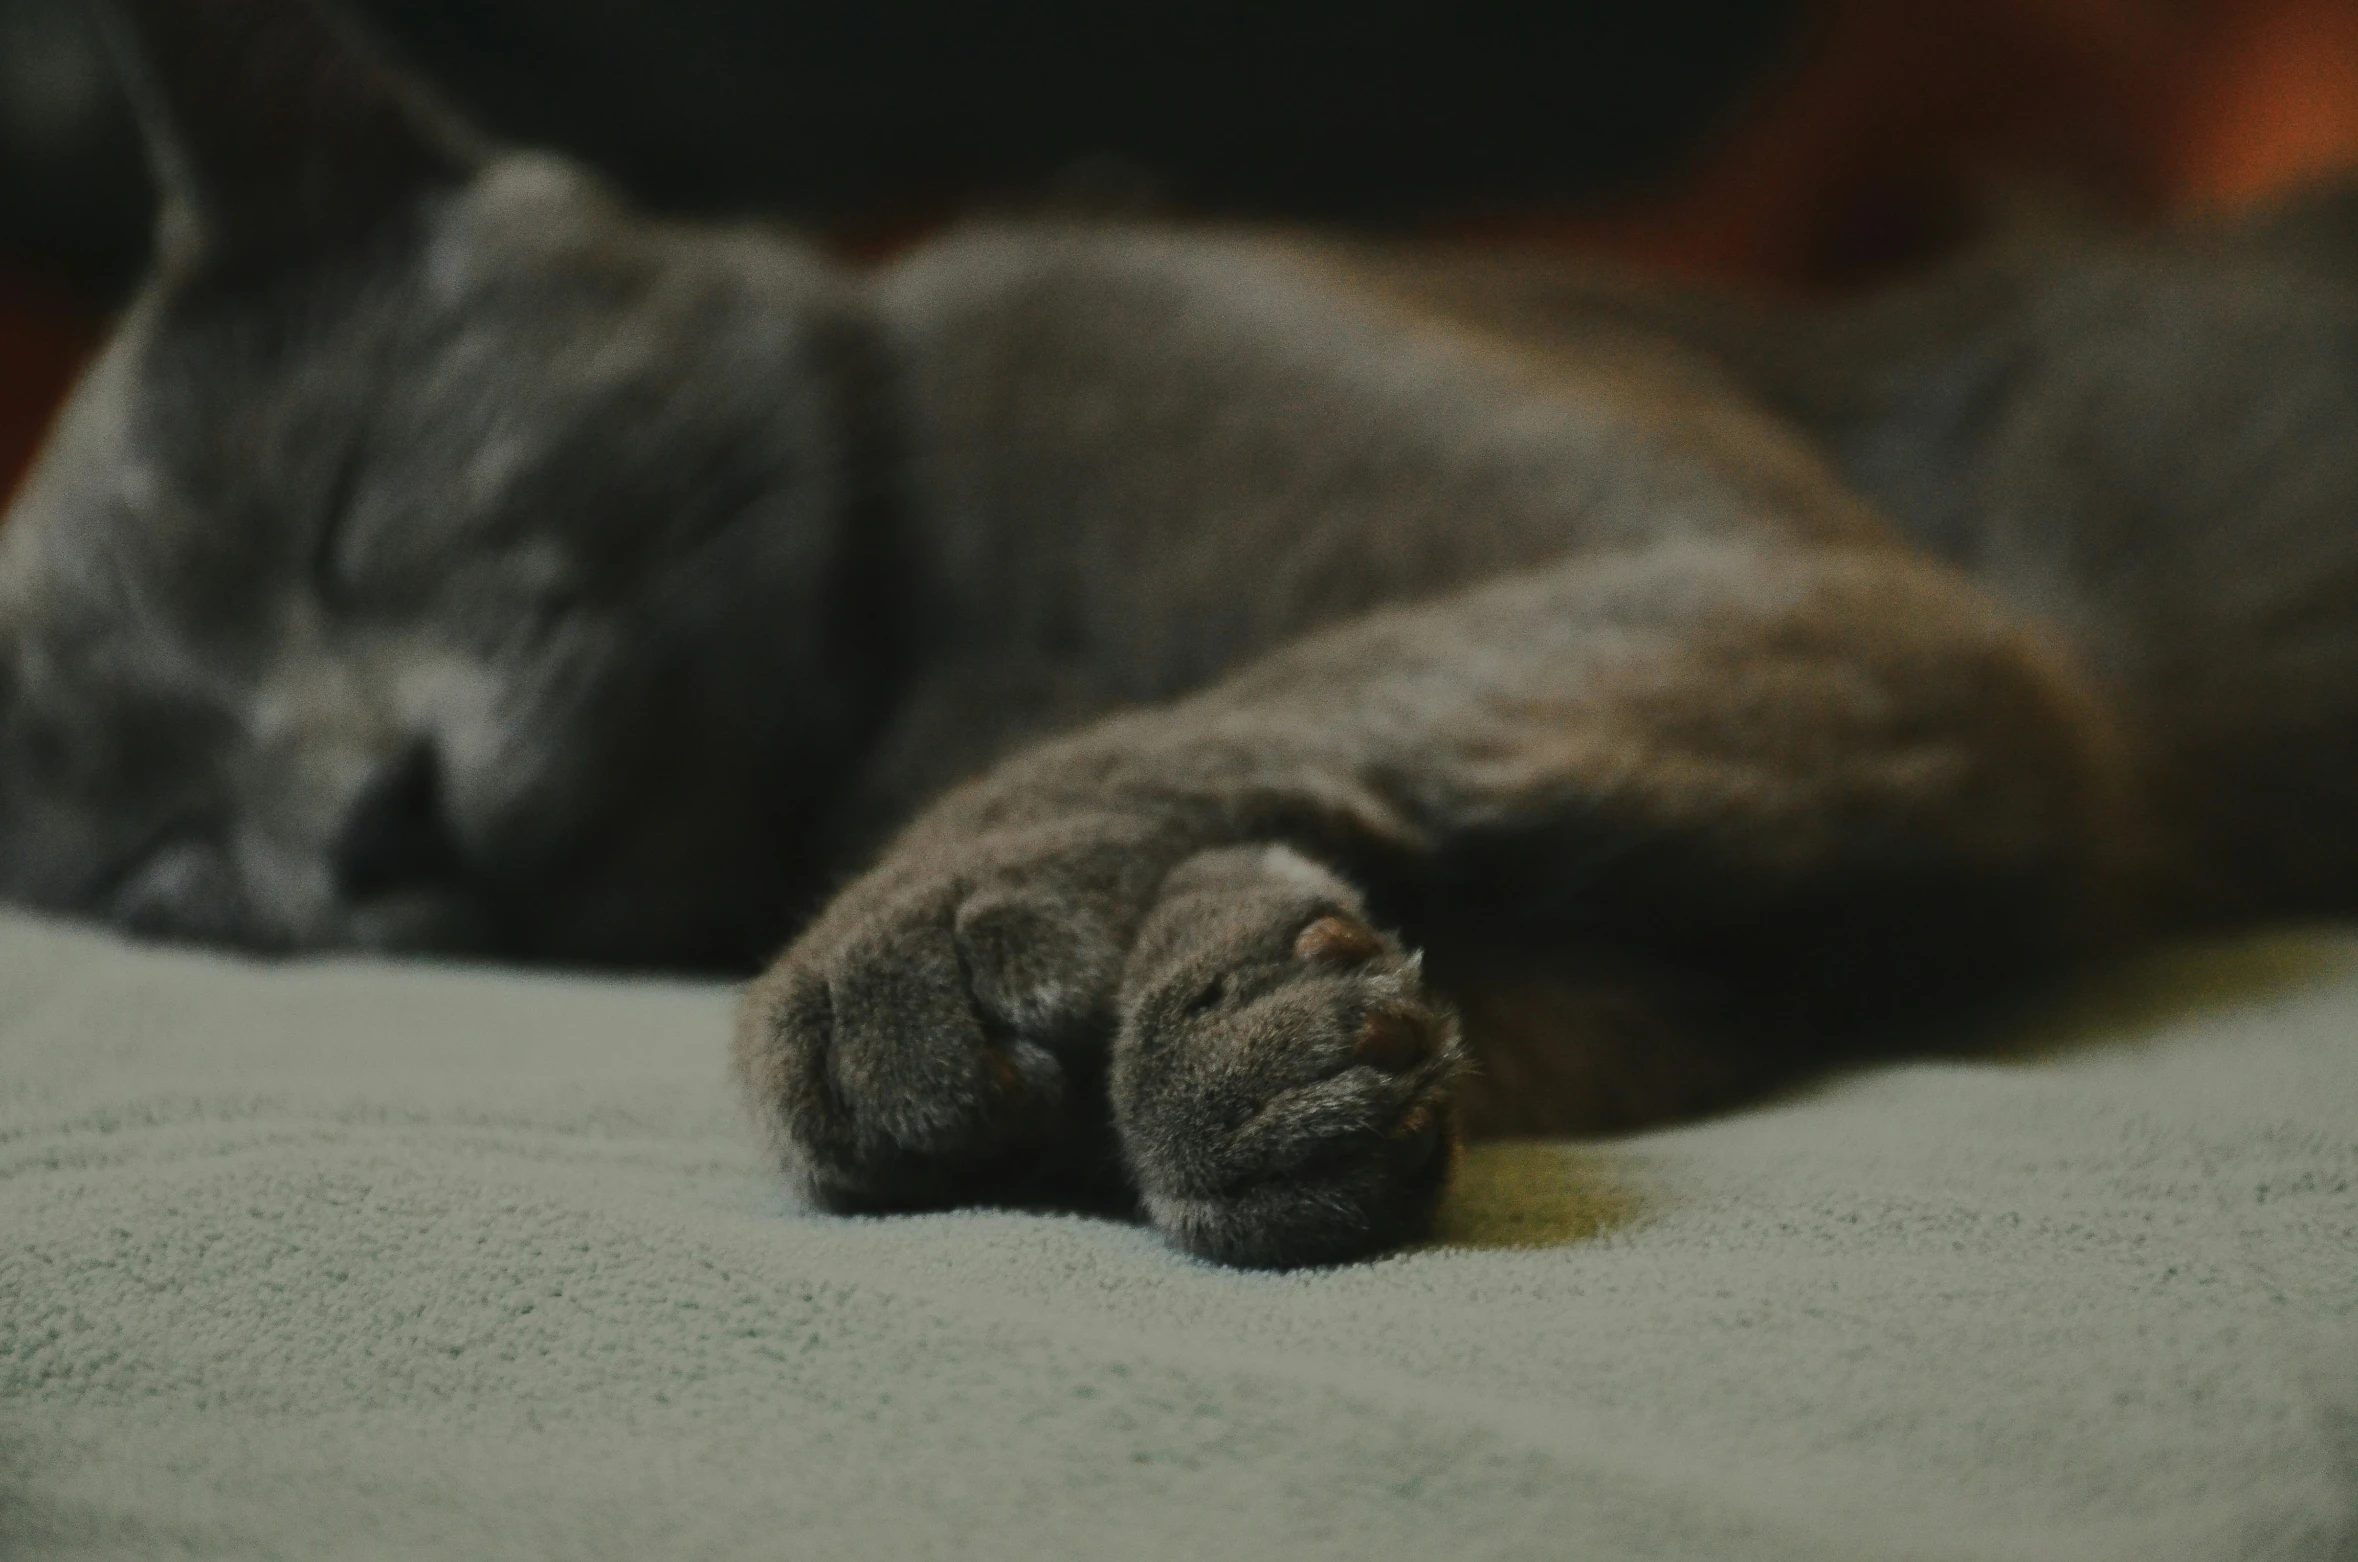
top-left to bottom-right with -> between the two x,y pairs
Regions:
1,910 -> 2352,1560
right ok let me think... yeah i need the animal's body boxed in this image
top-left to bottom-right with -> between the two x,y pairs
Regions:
7,0 -> 2358,1264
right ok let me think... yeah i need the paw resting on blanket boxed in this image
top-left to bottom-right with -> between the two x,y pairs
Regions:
732,818 -> 1144,1212
734,837 -> 1462,1267
1112,847 -> 1464,1268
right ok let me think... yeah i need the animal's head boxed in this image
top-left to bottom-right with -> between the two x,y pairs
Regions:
0,0 -> 886,967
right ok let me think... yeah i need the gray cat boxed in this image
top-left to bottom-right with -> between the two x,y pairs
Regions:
7,0 -> 2358,1266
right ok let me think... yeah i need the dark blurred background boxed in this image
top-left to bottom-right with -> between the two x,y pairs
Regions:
5,0 -> 2358,497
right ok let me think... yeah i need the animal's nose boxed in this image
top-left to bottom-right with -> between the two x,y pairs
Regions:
330,740 -> 463,899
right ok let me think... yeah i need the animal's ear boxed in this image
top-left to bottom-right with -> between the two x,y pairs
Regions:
94,0 -> 484,271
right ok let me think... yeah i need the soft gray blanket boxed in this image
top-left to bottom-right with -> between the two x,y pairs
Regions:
2,910 -> 2352,1559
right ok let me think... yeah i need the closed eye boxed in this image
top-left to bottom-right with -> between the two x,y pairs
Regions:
1185,972 -> 1230,1015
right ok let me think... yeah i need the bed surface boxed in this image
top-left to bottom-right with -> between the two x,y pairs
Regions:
2,909 -> 2352,1559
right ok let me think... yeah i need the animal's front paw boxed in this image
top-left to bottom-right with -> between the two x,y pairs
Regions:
1113,846 -> 1463,1268
734,821 -> 1155,1210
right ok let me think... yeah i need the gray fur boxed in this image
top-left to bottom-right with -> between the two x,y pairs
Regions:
8,0 -> 2358,1265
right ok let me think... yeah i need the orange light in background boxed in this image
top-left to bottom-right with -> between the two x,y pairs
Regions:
1497,0 -> 2358,287
2173,0 -> 2358,208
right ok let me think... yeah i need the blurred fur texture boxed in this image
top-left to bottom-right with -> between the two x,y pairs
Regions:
7,0 -> 2358,1265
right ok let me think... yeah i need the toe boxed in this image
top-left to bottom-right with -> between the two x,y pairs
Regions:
1352,1005 -> 1440,1072
1293,913 -> 1389,965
